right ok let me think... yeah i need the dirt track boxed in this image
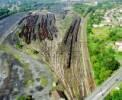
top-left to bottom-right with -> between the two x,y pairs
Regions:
80,17 -> 96,94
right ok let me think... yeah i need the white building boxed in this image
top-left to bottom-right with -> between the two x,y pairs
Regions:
115,41 -> 122,52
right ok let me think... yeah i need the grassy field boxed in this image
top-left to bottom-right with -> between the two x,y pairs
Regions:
92,26 -> 110,40
92,26 -> 110,34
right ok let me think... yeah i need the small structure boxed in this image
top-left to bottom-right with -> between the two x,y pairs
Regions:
115,41 -> 122,52
93,24 -> 104,28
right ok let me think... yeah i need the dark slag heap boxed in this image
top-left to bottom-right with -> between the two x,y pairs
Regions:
18,12 -> 58,44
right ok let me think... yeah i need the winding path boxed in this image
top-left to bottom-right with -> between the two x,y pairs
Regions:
0,12 -> 26,44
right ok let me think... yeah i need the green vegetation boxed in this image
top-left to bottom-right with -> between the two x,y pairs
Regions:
86,3 -> 121,85
16,96 -> 26,100
96,0 -> 121,10
73,4 -> 92,17
73,2 -> 121,85
33,49 -> 39,54
0,8 -> 9,16
115,52 -> 122,61
92,26 -> 122,42
0,7 -> 16,20
19,3 -> 33,12
109,27 -> 122,41
16,41 -> 23,49
40,75 -> 48,87
16,95 -> 33,100
88,10 -> 104,25
104,83 -> 122,100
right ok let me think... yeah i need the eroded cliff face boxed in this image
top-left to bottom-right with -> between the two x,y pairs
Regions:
17,11 -> 95,100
